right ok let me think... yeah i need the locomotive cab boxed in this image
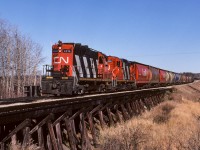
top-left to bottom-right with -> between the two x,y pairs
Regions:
97,52 -> 109,79
52,41 -> 74,78
107,56 -> 123,80
42,41 -> 75,95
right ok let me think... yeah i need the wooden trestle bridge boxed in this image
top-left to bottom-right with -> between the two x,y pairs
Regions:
0,87 -> 172,150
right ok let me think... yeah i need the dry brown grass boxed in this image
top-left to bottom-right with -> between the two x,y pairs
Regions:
100,81 -> 200,150
7,139 -> 39,150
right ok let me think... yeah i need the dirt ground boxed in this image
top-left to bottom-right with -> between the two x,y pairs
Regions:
100,80 -> 200,150
171,80 -> 200,102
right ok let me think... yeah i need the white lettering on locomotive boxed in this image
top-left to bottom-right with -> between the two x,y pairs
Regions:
54,57 -> 69,64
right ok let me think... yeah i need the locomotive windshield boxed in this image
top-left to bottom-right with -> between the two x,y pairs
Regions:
99,56 -> 103,64
52,49 -> 58,53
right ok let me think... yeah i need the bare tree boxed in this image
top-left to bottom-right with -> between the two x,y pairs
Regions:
0,18 -> 43,99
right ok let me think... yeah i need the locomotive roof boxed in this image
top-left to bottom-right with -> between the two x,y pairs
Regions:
107,55 -> 120,59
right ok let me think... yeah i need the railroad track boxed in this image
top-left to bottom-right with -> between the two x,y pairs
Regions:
0,86 -> 172,150
0,86 -> 172,112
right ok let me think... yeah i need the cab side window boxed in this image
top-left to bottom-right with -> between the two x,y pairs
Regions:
117,61 -> 120,67
99,56 -> 103,64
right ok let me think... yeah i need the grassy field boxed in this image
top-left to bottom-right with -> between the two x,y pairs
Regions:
100,81 -> 200,150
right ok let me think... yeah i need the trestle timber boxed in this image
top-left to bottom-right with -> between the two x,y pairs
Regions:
0,87 -> 172,150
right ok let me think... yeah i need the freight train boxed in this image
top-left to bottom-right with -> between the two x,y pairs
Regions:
41,41 -> 193,96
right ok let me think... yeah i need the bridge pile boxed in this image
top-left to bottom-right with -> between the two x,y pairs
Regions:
0,87 -> 172,150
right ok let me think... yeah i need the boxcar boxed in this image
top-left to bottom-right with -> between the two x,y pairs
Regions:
165,71 -> 170,83
168,72 -> 175,84
130,62 -> 151,86
149,66 -> 159,84
174,73 -> 181,83
159,69 -> 166,83
181,74 -> 187,83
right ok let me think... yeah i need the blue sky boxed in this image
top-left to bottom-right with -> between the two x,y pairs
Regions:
0,0 -> 200,73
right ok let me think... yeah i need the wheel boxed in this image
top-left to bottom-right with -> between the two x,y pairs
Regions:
98,84 -> 106,93
77,89 -> 84,95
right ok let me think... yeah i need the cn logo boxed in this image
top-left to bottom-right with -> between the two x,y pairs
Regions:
54,57 -> 69,64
